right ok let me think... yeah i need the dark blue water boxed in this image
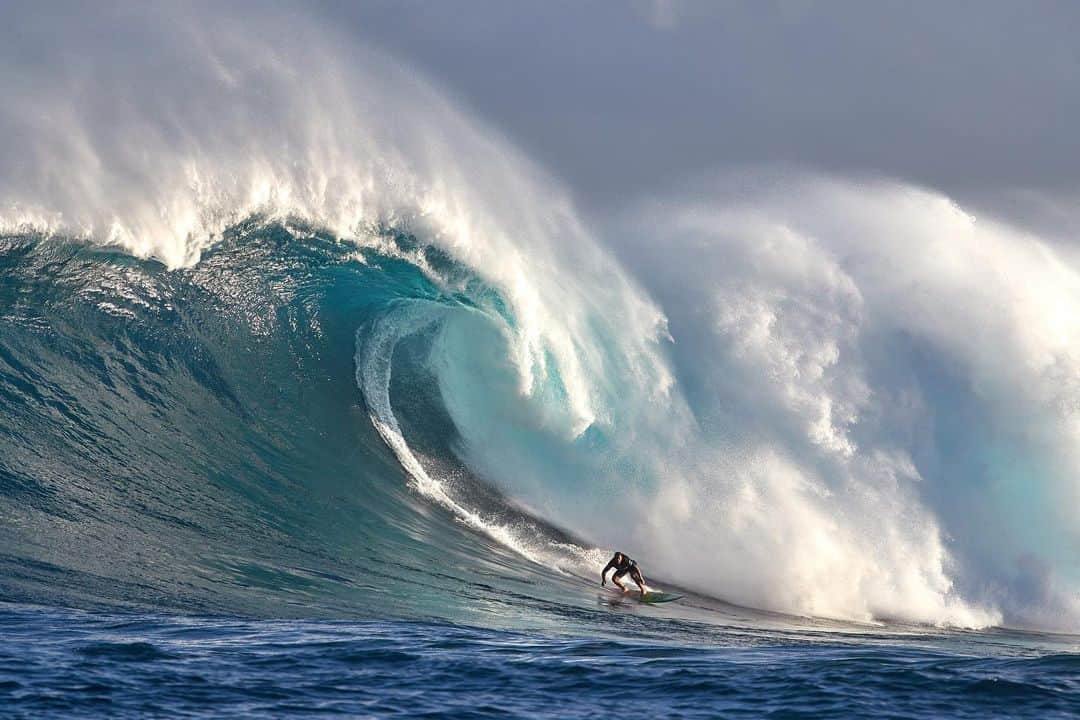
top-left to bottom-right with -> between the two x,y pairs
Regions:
2,604 -> 1078,719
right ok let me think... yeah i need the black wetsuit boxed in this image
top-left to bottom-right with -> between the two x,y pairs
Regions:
611,554 -> 637,580
602,551 -> 646,593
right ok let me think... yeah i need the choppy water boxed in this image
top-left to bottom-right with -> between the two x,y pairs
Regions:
3,604 -> 1078,719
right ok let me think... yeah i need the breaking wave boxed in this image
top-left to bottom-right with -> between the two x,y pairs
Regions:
0,2 -> 1076,632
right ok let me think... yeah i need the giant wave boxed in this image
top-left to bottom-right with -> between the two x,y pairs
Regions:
0,3 -> 1076,633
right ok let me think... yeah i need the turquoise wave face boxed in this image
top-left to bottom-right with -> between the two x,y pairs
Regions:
0,224 -> 569,624
1,218 -> 1077,635
0,222 -> 677,637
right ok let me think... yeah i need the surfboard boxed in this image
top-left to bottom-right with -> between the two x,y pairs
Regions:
638,591 -> 683,604
604,587 -> 683,604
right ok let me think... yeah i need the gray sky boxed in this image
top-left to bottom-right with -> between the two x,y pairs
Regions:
313,1 -> 1080,223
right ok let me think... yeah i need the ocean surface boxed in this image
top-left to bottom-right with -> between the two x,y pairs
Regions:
2,604 -> 1078,719
3,7 -> 1080,715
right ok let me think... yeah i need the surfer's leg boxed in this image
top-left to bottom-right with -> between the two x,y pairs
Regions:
612,569 -> 627,591
630,568 -> 646,594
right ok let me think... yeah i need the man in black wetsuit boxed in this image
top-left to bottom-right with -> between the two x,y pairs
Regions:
600,551 -> 647,596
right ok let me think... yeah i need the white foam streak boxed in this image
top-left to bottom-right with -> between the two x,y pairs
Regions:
354,301 -> 605,574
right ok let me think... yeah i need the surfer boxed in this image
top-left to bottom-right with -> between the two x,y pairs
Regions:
601,551 -> 647,596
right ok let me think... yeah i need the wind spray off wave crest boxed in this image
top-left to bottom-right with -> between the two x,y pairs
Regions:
0,1 -> 672,437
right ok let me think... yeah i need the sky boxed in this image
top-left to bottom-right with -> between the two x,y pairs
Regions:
311,0 -> 1080,232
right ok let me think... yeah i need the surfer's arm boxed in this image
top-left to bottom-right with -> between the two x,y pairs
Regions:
600,560 -> 615,585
